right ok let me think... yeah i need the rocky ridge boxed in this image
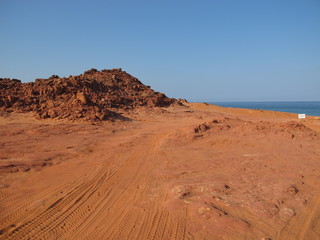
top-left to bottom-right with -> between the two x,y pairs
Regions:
0,68 -> 182,121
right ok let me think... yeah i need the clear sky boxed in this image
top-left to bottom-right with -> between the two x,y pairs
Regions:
1,0 -> 319,102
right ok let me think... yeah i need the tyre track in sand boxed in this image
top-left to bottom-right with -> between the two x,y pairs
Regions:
278,193 -> 320,240
67,132 -> 188,240
1,131 -> 188,240
0,166 -> 99,229
1,163 -> 118,239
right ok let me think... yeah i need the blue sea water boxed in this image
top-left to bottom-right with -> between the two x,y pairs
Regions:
208,101 -> 320,117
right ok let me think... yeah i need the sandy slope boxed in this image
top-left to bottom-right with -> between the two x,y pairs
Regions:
0,103 -> 320,240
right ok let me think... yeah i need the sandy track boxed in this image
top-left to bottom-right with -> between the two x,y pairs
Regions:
0,129 -> 188,240
1,105 -> 320,239
278,193 -> 320,240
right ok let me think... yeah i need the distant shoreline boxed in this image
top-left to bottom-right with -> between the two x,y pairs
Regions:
205,101 -> 320,117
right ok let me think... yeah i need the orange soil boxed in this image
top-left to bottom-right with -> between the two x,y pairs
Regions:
0,103 -> 320,240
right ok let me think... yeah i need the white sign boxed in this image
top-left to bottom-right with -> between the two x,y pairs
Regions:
298,114 -> 306,119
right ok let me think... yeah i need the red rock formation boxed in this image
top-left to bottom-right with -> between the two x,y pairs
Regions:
0,68 -> 182,121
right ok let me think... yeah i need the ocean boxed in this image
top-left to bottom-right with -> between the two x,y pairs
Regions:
208,101 -> 320,117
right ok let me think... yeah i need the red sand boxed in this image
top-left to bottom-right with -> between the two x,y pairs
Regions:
0,103 -> 320,239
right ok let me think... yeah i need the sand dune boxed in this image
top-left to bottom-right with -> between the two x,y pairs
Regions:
1,103 -> 320,239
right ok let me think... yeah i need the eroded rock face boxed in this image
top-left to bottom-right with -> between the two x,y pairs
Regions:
0,69 -> 180,121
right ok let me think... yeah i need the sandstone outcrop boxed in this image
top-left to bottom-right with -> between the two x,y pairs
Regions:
0,68 -> 181,121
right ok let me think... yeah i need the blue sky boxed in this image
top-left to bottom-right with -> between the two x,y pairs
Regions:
1,0 -> 319,101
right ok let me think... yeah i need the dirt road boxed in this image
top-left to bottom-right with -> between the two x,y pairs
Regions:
1,104 -> 320,239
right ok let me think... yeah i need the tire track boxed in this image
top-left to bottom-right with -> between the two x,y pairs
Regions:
1,131 -> 189,240
1,163 -> 115,239
0,166 -> 97,228
68,149 -> 151,239
70,133 -> 188,240
278,193 -> 320,240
